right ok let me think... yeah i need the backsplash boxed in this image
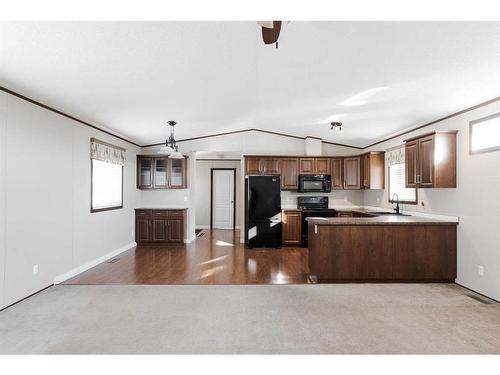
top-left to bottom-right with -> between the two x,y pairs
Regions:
281,190 -> 364,209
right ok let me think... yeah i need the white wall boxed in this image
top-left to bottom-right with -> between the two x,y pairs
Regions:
0,92 -> 7,308
195,160 -> 242,229
0,92 -> 140,309
363,100 -> 500,301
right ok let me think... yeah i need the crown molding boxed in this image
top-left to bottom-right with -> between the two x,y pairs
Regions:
3,85 -> 499,152
0,86 -> 141,148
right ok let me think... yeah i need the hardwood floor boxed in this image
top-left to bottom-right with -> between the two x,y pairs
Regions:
64,229 -> 310,285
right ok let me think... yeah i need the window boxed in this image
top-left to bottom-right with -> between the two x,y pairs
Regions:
388,163 -> 417,204
91,159 -> 123,212
470,113 -> 500,154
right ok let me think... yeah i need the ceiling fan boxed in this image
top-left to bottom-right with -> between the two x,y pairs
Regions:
257,21 -> 284,48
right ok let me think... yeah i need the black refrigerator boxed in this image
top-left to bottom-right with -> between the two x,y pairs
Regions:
245,175 -> 282,248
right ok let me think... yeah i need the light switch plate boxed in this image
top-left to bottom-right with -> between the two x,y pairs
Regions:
33,264 -> 39,275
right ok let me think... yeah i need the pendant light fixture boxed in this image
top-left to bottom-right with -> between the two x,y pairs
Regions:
158,121 -> 184,158
329,121 -> 343,134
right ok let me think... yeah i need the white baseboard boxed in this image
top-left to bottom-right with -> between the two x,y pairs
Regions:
195,225 -> 210,229
53,242 -> 137,284
184,235 -> 196,243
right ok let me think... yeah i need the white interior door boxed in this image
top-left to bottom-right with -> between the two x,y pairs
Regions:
212,170 -> 235,229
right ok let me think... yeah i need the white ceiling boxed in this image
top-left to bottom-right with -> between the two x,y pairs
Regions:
1,21 -> 499,147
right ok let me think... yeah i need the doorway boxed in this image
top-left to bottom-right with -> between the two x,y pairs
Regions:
211,168 -> 236,230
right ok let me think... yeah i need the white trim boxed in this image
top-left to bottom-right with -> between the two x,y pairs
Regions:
196,225 -> 210,229
184,235 -> 196,244
53,242 -> 136,284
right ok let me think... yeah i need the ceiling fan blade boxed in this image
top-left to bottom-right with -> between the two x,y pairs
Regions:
261,21 -> 282,44
257,21 -> 274,29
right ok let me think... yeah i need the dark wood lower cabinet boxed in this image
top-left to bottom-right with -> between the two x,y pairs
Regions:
282,210 -> 302,245
135,209 -> 186,243
308,223 -> 457,282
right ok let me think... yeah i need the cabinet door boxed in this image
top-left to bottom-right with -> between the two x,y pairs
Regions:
245,157 -> 261,175
152,219 -> 168,242
343,157 -> 361,189
330,158 -> 343,189
315,158 -> 330,174
261,158 -> 281,174
137,157 -> 153,188
418,135 -> 435,188
280,158 -> 299,190
167,218 -> 184,242
169,158 -> 186,188
362,154 -> 371,188
153,158 -> 168,188
299,158 -> 315,174
282,211 -> 302,245
136,218 -> 151,242
405,140 -> 418,188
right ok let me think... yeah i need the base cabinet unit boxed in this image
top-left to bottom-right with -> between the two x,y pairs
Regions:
308,223 -> 457,282
137,155 -> 187,189
135,209 -> 186,243
282,210 -> 302,245
405,131 -> 457,188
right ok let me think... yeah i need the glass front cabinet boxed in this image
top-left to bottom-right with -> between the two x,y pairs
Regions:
137,155 -> 187,189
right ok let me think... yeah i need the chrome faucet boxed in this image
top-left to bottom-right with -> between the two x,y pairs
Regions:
392,193 -> 401,215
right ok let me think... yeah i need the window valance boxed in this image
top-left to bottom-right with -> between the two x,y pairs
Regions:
90,138 -> 127,166
386,145 -> 405,166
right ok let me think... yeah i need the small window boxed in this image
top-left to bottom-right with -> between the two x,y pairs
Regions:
470,113 -> 500,154
91,159 -> 123,212
388,163 -> 417,204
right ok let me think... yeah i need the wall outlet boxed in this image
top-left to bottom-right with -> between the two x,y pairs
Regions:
343,197 -> 347,202
183,196 -> 188,202
33,264 -> 39,275
376,197 -> 380,204
478,265 -> 484,276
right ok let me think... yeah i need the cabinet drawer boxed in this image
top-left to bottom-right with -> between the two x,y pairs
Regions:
167,210 -> 185,218
136,209 -> 152,217
152,210 -> 169,217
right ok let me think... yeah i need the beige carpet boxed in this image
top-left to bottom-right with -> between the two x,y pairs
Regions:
1,283 -> 500,354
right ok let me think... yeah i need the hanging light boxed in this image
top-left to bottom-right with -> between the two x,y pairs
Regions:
158,121 -> 184,158
329,122 -> 343,134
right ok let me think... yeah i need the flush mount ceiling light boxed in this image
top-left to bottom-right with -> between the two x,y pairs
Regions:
329,122 -> 343,134
158,121 -> 184,158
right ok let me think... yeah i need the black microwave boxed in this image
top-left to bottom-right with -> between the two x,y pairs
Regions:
298,174 -> 332,193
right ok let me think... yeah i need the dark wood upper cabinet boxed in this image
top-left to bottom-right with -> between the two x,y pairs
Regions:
138,157 -> 153,188
261,158 -> 281,174
330,158 -> 343,189
314,158 -> 330,174
299,158 -> 315,174
280,158 -> 299,190
405,131 -> 457,188
405,140 -> 418,188
245,157 -> 261,175
282,210 -> 302,245
360,152 -> 385,189
137,155 -> 187,189
343,157 -> 361,189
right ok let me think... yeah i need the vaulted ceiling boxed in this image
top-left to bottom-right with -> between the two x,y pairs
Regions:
1,21 -> 499,147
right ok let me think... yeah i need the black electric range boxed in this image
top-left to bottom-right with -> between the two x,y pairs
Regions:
297,196 -> 337,247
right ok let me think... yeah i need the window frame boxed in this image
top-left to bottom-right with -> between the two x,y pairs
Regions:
388,163 -> 418,205
469,112 -> 500,155
90,158 -> 124,213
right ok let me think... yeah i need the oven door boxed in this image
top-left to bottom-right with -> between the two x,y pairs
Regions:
298,176 -> 325,192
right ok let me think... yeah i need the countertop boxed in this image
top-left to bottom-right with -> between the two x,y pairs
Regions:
306,214 -> 457,225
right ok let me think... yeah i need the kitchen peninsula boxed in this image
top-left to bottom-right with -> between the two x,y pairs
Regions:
307,213 -> 458,282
